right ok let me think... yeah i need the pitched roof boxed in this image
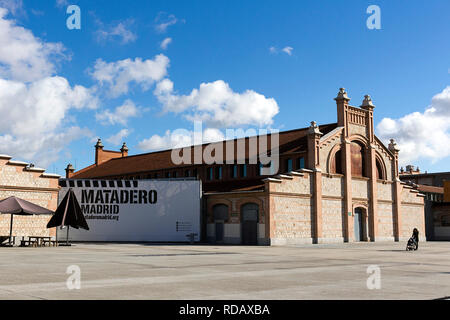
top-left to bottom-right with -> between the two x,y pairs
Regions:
416,184 -> 444,194
72,123 -> 338,179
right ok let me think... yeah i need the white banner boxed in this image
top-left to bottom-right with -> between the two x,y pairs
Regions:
58,179 -> 201,242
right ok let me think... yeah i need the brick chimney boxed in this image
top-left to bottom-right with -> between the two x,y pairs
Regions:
120,142 -> 129,157
65,163 -> 75,178
95,138 -> 104,165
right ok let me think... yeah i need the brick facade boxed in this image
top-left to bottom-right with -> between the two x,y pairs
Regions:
206,89 -> 425,245
0,155 -> 60,241
68,88 -> 426,246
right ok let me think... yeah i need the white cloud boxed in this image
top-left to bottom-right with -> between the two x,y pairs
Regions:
154,79 -> 279,128
0,8 -> 67,82
0,127 -> 91,169
269,46 -> 294,56
138,128 -> 224,152
55,0 -> 68,8
91,55 -> 170,97
95,19 -> 137,44
0,77 -> 97,167
106,128 -> 131,145
0,0 -> 24,16
154,12 -> 179,33
96,99 -> 140,125
282,46 -> 293,56
0,11 -> 97,168
160,37 -> 172,50
377,86 -> 450,166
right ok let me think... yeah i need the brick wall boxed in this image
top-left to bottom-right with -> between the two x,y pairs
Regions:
0,157 -> 59,239
267,173 -> 314,244
400,186 -> 425,239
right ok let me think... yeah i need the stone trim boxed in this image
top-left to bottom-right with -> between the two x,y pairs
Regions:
0,154 -> 12,160
352,197 -> 369,202
269,191 -> 312,198
352,176 -> 370,182
319,126 -> 344,144
262,178 -> 282,183
323,173 -> 344,178
401,202 -> 425,207
7,160 -> 28,166
41,173 -> 62,179
25,167 -> 46,173
322,195 -> 343,200
0,185 -> 60,192
275,174 -> 293,180
377,199 -> 394,204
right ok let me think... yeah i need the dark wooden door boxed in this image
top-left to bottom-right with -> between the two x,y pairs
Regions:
354,208 -> 363,241
242,204 -> 258,245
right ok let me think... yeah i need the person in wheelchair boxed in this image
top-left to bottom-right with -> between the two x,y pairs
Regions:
406,228 -> 419,251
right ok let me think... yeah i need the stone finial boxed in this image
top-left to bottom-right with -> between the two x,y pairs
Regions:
334,87 -> 350,101
308,121 -> 323,135
360,95 -> 375,109
95,138 -> 104,149
388,138 -> 400,153
120,142 -> 129,152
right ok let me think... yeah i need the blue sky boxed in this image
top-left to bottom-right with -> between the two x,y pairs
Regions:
0,0 -> 448,175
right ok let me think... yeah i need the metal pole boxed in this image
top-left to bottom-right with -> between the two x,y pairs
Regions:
66,226 -> 69,246
9,214 -> 13,246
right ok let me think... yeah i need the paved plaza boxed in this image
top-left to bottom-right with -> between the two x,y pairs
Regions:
0,241 -> 449,300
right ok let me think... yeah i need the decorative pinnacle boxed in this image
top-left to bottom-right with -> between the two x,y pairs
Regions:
334,87 -> 350,101
388,139 -> 400,153
361,94 -> 375,109
95,138 -> 104,148
308,121 -> 323,135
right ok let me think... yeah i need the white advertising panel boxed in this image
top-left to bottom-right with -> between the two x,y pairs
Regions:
57,179 -> 201,242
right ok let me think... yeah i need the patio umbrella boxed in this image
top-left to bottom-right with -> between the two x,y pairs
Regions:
47,189 -> 89,246
0,196 -> 54,246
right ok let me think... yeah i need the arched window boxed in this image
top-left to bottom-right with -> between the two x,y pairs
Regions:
331,149 -> 343,174
351,142 -> 366,177
376,158 -> 385,180
213,204 -> 229,222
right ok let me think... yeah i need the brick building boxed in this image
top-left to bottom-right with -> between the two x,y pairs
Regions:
68,88 -> 426,245
0,155 -> 60,242
400,170 -> 450,240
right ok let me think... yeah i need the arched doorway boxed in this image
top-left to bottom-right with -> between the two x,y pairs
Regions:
354,207 -> 365,241
213,204 -> 228,243
241,203 -> 259,245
